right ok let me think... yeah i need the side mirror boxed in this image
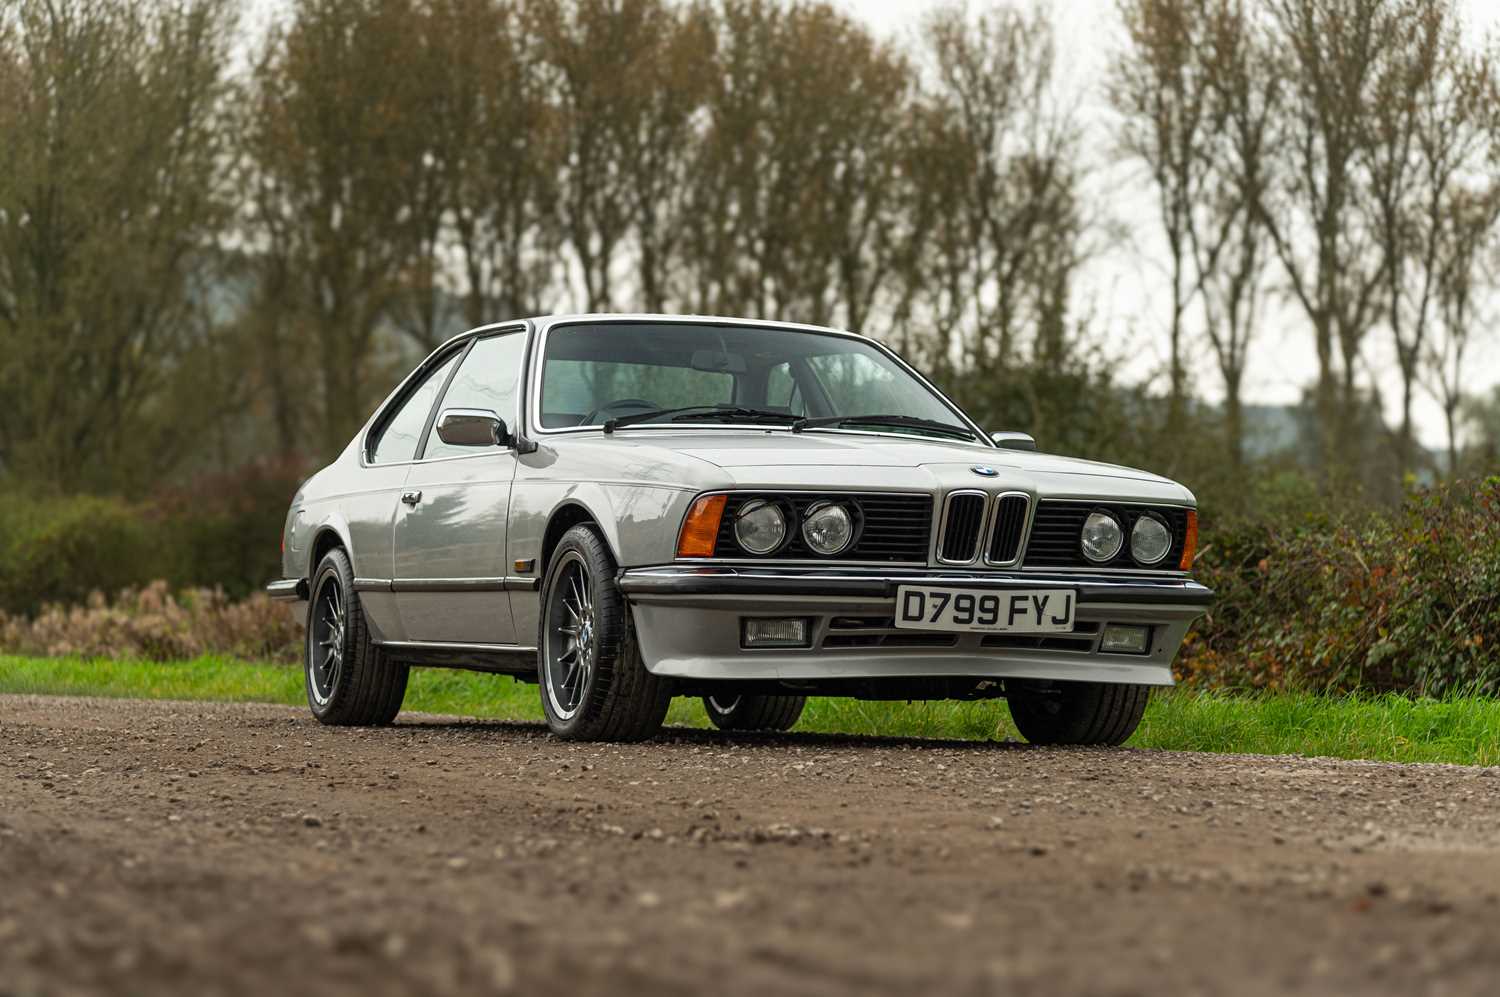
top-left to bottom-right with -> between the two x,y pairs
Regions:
436,408 -> 508,448
990,431 -> 1037,452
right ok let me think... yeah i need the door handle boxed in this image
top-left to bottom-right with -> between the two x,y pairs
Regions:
401,490 -> 422,506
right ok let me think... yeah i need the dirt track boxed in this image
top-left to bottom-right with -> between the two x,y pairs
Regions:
3,694 -> 1500,996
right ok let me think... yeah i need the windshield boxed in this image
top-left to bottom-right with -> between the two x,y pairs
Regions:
538,322 -> 973,439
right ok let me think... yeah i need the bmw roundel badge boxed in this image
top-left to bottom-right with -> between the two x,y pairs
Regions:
970,465 -> 999,477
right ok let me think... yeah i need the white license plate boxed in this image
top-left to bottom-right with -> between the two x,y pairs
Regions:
894,586 -> 1076,634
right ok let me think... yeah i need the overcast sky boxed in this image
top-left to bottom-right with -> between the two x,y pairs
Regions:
244,0 -> 1500,447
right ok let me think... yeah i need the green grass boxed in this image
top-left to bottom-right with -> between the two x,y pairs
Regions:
3,654 -> 1499,765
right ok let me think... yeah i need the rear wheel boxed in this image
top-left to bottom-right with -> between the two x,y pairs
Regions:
703,693 -> 806,732
1006,680 -> 1149,746
305,548 -> 409,726
538,524 -> 673,741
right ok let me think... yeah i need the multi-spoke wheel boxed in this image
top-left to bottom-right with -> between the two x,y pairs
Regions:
309,574 -> 347,708
304,548 -> 409,726
703,692 -> 806,732
543,551 -> 597,721
538,524 -> 673,741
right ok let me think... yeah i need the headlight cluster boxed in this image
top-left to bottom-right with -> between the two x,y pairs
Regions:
732,498 -> 857,556
1080,510 -> 1173,566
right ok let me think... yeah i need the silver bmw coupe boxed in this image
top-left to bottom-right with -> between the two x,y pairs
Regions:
268,315 -> 1210,743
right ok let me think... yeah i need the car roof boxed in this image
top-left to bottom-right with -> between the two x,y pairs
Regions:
444,313 -> 872,347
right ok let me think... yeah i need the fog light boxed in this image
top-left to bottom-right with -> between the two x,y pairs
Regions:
742,618 -> 810,648
1100,624 -> 1151,655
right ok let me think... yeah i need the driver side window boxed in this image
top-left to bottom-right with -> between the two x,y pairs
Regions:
422,332 -> 526,461
369,353 -> 459,464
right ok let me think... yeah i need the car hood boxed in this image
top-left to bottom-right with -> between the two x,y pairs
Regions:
668,432 -> 1160,480
610,430 -> 1195,503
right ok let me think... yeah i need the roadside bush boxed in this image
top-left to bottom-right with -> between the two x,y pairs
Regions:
0,458 -> 303,616
0,582 -> 300,664
0,494 -> 166,615
1184,477 -> 1500,696
151,457 -> 303,600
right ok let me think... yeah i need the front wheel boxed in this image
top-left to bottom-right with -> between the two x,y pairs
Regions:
538,524 -> 673,741
703,693 -> 806,732
1006,680 -> 1149,746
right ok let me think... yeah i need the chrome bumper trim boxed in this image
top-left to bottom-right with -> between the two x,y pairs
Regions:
265,578 -> 308,602
618,565 -> 1212,607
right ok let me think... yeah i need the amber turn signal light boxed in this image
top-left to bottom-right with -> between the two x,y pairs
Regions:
677,494 -> 727,558
1179,510 -> 1198,571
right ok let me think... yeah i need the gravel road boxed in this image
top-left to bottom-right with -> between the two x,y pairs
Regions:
3,694 -> 1499,996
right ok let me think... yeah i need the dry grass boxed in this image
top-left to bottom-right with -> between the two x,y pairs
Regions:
0,582 -> 300,665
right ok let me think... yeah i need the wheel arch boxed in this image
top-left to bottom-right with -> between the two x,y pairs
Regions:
307,523 -> 354,580
539,500 -> 620,578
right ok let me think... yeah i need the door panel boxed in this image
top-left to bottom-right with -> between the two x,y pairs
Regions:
394,455 -> 518,643
340,466 -> 411,642
391,329 -> 528,645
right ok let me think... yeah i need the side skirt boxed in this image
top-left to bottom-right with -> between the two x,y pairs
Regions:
374,640 -> 539,680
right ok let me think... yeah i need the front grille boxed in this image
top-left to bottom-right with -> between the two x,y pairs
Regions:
1023,501 -> 1191,570
988,494 -> 1029,564
714,492 -> 932,562
939,493 -> 986,562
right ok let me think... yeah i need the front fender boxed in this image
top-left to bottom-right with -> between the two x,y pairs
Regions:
509,480 -> 694,571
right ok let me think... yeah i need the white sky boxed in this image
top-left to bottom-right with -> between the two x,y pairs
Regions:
243,0 -> 1500,448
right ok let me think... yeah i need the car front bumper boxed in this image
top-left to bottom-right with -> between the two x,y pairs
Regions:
617,566 -> 1211,686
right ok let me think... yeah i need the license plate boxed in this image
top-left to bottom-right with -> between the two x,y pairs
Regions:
894,586 -> 1075,634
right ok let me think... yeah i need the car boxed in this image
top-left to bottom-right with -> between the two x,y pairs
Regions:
267,314 -> 1211,744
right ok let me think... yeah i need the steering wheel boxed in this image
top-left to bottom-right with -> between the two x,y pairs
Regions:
583,398 -> 660,425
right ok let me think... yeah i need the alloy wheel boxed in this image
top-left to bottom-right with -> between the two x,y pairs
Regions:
309,576 -> 346,707
544,551 -> 597,720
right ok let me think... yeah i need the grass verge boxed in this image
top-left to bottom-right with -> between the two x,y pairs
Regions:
2,655 -> 1498,765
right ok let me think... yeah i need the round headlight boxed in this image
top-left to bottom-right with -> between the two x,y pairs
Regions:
801,502 -> 855,556
733,499 -> 787,555
1080,511 -> 1124,563
1131,513 -> 1172,565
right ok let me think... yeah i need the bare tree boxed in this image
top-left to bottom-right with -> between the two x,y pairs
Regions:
1112,0 -> 1216,437
1194,0 -> 1276,468
531,0 -> 691,312
914,2 -> 1087,377
247,0 -> 436,453
1364,1 -> 1489,475
1258,0 -> 1423,480
1424,183 -> 1500,474
427,0 -> 563,328
685,0 -> 913,329
0,0 -> 239,489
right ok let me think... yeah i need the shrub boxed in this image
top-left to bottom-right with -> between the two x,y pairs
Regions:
1184,477 -> 1500,696
0,494 -> 165,615
0,581 -> 301,664
151,456 -> 304,600
0,458 -> 304,616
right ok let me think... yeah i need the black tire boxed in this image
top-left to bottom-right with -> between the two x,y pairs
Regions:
703,693 -> 806,732
537,524 -> 672,741
305,548 -> 409,726
1006,680 -> 1149,746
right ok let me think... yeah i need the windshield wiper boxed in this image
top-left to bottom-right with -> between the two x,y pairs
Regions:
791,413 -> 977,441
603,405 -> 800,433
